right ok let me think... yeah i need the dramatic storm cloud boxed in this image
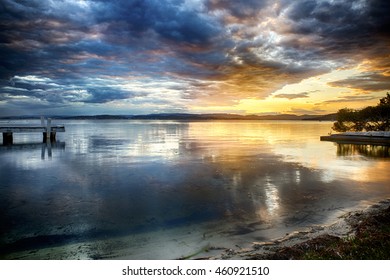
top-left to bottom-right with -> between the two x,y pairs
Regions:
1,0 -> 390,115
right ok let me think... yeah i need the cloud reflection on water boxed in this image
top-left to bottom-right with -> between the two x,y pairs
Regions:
1,120 -> 390,259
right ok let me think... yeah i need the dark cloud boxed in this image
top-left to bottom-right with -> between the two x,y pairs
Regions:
329,72 -> 390,92
286,1 -> 367,39
97,0 -> 222,46
274,92 -> 310,99
0,0 -> 390,115
319,95 -> 378,105
0,0 -> 225,79
1,75 -> 147,106
83,88 -> 136,104
283,0 -> 390,57
366,0 -> 390,36
206,0 -> 268,19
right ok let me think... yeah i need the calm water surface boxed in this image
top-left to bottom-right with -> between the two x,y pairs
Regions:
1,120 -> 389,259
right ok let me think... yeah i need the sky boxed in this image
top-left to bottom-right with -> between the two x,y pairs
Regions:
1,0 -> 390,116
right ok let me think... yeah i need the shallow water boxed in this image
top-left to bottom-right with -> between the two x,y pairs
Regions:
1,120 -> 389,259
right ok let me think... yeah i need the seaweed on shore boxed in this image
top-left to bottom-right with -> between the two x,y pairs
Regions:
247,204 -> 390,260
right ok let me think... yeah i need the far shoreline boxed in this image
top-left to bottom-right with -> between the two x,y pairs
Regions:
0,113 -> 337,121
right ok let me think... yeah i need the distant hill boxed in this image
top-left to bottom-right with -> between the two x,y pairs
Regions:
0,113 -> 337,121
300,113 -> 337,121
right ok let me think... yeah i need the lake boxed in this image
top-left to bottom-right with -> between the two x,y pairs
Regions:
1,120 -> 389,259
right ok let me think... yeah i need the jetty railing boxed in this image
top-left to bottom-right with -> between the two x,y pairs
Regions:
0,117 -> 65,145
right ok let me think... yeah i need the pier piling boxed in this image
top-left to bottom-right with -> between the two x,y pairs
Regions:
2,132 -> 13,145
1,117 -> 65,145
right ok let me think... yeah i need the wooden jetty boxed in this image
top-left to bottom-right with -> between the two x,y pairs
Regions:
0,117 -> 65,145
320,131 -> 390,146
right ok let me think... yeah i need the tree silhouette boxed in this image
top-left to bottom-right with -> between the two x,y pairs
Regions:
332,93 -> 390,132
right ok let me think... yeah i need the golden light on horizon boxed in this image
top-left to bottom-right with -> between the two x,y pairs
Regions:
189,66 -> 388,115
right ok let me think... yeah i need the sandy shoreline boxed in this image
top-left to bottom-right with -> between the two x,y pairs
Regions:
206,199 -> 390,260
2,199 -> 390,260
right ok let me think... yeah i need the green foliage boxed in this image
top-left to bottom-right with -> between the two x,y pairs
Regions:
332,93 -> 390,132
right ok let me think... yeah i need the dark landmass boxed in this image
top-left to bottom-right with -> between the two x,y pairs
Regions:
0,113 -> 337,121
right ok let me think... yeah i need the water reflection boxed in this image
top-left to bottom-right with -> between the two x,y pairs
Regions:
0,141 -> 65,159
264,180 -> 280,216
1,120 -> 390,259
336,144 -> 390,158
67,121 -> 189,162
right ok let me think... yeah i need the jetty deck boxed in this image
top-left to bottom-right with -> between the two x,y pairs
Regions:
0,118 -> 65,145
320,131 -> 390,146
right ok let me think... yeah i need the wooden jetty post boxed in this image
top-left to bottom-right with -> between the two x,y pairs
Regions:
42,118 -> 57,142
0,117 -> 65,145
2,132 -> 13,145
